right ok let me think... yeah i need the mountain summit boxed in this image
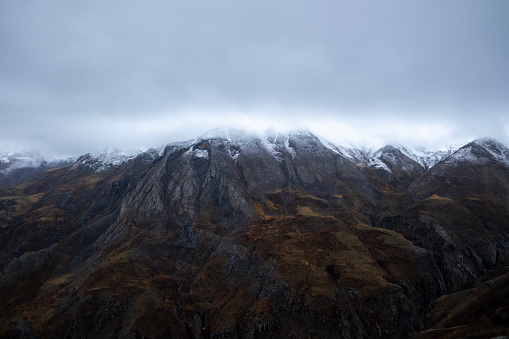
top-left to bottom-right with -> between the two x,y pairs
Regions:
1,129 -> 509,338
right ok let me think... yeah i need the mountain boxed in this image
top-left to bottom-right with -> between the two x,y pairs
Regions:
334,143 -> 457,190
0,152 -> 75,187
74,147 -> 162,171
0,128 -> 508,338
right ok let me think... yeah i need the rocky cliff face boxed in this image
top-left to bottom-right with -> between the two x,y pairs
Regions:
1,130 -> 508,338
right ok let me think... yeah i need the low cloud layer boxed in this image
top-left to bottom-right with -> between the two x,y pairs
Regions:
1,1 -> 508,155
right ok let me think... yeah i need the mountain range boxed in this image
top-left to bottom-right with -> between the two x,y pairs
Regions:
1,128 -> 508,338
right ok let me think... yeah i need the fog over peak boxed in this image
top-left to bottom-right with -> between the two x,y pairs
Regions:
1,0 -> 508,155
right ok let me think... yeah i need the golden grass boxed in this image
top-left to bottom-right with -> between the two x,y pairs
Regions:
264,200 -> 278,212
254,201 -> 282,221
426,194 -> 455,203
354,223 -> 413,249
39,274 -> 73,294
30,205 -> 65,222
260,220 -> 389,298
0,193 -> 45,226
382,190 -> 406,195
108,249 -> 138,263
46,167 -> 63,173
59,174 -> 102,192
19,273 -> 75,333
254,203 -> 269,221
295,192 -> 329,204
296,206 -> 322,217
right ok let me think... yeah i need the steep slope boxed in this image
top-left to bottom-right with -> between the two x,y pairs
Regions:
0,130 -> 508,338
378,138 -> 509,291
369,145 -> 425,188
412,266 -> 509,338
397,145 -> 456,171
336,143 -> 454,189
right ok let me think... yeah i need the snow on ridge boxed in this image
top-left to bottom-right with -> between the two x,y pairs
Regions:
183,143 -> 210,160
71,130 -> 509,173
193,149 -> 209,159
228,147 -> 240,161
75,147 -> 164,171
440,146 -> 485,168
16,127 -> 504,174
0,151 -> 76,174
315,135 -> 345,157
314,134 -> 395,172
471,138 -> 509,167
88,148 -> 141,165
312,134 -> 463,172
260,131 -> 284,161
436,138 -> 509,168
368,148 -> 393,173
0,151 -> 75,165
396,144 -> 458,170
196,127 -> 332,162
284,136 -> 297,159
370,159 -> 392,173
200,126 -> 235,141
200,126 -> 259,144
483,146 -> 509,167
473,137 -> 505,147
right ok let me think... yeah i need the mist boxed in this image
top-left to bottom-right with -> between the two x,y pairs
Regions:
1,0 -> 508,155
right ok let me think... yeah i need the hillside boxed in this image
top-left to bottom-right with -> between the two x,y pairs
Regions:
1,129 -> 508,338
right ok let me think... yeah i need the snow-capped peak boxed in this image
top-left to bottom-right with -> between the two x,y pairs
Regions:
472,137 -> 507,150
324,142 -> 460,173
473,138 -> 509,166
0,151 -> 75,174
199,126 -> 259,144
74,147 -> 160,171
396,144 -> 458,170
197,127 -> 316,162
187,130 -> 509,172
438,138 -> 509,168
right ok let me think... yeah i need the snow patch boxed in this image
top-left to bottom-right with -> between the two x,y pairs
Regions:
284,137 -> 297,159
200,126 -> 258,144
443,146 -> 483,165
261,132 -> 284,161
193,149 -> 209,159
89,148 -> 140,166
485,147 -> 509,167
75,148 -> 145,171
230,151 -> 240,161
473,138 -> 509,167
369,158 -> 392,173
316,135 -> 345,157
398,145 -> 457,170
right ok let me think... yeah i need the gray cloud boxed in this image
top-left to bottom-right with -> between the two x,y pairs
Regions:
1,0 -> 508,154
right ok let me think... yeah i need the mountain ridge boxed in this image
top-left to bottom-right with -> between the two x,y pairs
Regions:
2,128 -> 507,176
1,128 -> 509,338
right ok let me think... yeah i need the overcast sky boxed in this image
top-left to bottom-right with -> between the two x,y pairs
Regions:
1,0 -> 508,154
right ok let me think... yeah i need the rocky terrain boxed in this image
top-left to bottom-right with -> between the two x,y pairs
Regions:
0,128 -> 508,338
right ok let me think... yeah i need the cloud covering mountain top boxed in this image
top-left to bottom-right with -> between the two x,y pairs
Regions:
1,0 -> 508,154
